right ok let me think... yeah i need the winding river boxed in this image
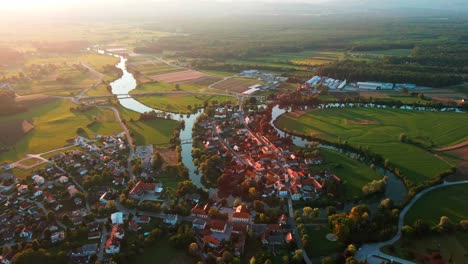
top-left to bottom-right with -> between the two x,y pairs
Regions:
106,51 -> 408,207
106,52 -> 208,191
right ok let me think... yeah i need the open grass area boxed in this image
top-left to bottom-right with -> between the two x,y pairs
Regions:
357,49 -> 413,57
314,148 -> 382,199
0,99 -> 121,162
383,233 -> 468,264
247,50 -> 343,66
275,108 -> 468,185
131,81 -> 207,93
305,225 -> 343,258
405,184 -> 468,226
84,84 -> 111,96
135,94 -> 234,114
126,118 -> 178,146
135,240 -> 193,264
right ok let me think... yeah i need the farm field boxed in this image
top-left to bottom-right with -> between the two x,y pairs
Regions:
84,83 -> 111,96
314,148 -> 382,200
356,49 -> 413,56
275,108 -> 468,185
226,59 -> 308,71
13,64 -> 99,96
149,69 -> 207,83
211,77 -> 262,93
252,50 -> 343,66
383,233 -> 468,264
0,99 -> 122,162
130,81 -> 208,93
404,184 -> 468,226
135,94 -> 234,114
358,91 -> 430,104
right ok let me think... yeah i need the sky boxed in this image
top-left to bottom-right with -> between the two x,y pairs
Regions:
1,0 -> 466,16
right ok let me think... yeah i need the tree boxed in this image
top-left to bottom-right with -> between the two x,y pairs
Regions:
31,240 -> 40,251
399,133 -> 407,142
188,242 -> 199,256
250,257 -> 256,264
152,152 -> 164,171
222,251 -> 233,262
46,211 -> 56,223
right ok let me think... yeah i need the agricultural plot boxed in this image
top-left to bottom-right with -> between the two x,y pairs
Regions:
150,69 -> 207,83
12,64 -> 99,96
405,184 -> 468,226
129,62 -> 185,83
275,108 -> 468,185
211,78 -> 261,93
130,82 -> 207,93
0,99 -> 122,162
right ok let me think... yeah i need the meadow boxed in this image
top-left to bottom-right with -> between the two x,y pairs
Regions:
117,106 -> 179,146
275,108 -> 468,185
383,232 -> 468,264
135,94 -> 234,114
315,148 -> 382,200
0,99 -> 122,162
404,184 -> 468,226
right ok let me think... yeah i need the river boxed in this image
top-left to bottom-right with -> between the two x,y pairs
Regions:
270,105 -> 408,206
105,52 -> 208,191
106,50 -> 408,207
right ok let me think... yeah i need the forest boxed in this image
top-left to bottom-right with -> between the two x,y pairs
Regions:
136,16 -> 468,87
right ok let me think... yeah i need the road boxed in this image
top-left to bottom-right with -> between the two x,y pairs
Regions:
98,106 -> 135,180
355,180 -> 468,264
238,112 -> 312,264
97,225 -> 108,261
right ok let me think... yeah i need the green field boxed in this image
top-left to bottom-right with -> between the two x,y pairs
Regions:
0,99 -> 122,162
275,108 -> 468,185
131,82 -> 207,93
305,225 -> 343,258
85,84 -> 111,96
405,184 -> 468,226
135,94 -> 234,114
117,106 -> 179,146
384,233 -> 468,264
135,241 -> 192,264
315,148 -> 382,199
248,50 -> 344,66
357,49 -> 413,56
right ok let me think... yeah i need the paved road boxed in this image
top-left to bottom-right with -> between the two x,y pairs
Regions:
98,106 -> 135,180
97,225 -> 108,261
355,180 -> 468,264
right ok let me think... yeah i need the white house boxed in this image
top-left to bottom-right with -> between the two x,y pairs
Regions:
163,214 -> 178,226
111,212 -> 124,225
58,176 -> 68,184
32,175 -> 45,185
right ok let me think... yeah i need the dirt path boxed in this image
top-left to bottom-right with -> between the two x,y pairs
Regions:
434,140 -> 468,151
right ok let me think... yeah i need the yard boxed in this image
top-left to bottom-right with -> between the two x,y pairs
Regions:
275,108 -> 468,185
314,148 -> 383,200
0,99 -> 122,162
304,225 -> 343,258
404,184 -> 468,226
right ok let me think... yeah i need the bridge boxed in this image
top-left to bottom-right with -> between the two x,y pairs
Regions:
180,138 -> 193,145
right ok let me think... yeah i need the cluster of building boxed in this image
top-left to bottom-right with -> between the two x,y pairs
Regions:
300,75 -> 419,92
198,111 -> 342,201
239,70 -> 288,89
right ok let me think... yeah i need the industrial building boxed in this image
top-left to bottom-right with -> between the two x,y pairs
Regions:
357,82 -> 394,90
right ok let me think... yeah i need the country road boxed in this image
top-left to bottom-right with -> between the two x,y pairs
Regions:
355,180 -> 468,264
434,140 -> 468,151
98,106 -> 135,180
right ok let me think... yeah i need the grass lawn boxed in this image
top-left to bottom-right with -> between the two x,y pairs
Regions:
314,148 -> 382,200
126,117 -> 178,146
305,225 -> 343,258
405,184 -> 468,226
383,233 -> 468,264
135,242 -> 192,264
0,99 -> 122,162
135,94 -> 234,114
85,84 -> 111,96
131,82 -> 207,93
275,108 -> 468,185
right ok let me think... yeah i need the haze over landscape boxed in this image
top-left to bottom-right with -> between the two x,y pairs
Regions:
0,0 -> 467,264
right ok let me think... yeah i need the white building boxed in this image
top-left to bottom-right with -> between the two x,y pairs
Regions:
357,82 -> 394,90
